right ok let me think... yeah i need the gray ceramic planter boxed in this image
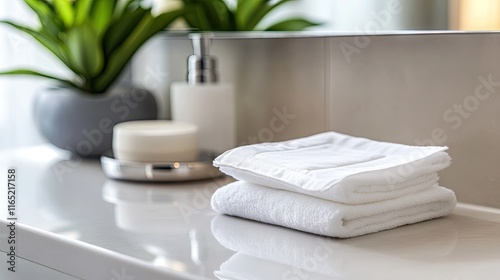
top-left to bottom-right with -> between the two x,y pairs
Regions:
34,85 -> 157,157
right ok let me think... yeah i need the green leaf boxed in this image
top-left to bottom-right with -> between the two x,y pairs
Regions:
193,4 -> 213,31
113,0 -> 135,19
24,0 -> 55,29
53,0 -> 74,28
66,23 -> 104,78
103,6 -> 148,56
182,0 -> 237,31
181,4 -> 200,28
24,0 -> 52,17
248,0 -> 292,31
235,0 -> 264,30
0,69 -> 79,88
200,0 -> 232,31
182,3 -> 212,31
0,20 -> 76,73
265,18 -> 320,31
74,0 -> 93,26
94,9 -> 185,92
24,0 -> 64,39
92,0 -> 117,35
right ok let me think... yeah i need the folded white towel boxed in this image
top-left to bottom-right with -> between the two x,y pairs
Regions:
211,181 -> 457,238
213,132 -> 451,204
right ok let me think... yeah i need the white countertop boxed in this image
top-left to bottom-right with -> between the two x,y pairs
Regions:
0,145 -> 500,280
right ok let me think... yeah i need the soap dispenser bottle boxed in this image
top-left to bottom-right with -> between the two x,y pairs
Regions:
170,33 -> 236,154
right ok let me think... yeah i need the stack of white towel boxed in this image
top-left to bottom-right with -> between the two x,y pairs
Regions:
211,132 -> 457,238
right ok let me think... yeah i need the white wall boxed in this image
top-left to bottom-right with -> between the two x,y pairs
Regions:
0,0 -> 68,150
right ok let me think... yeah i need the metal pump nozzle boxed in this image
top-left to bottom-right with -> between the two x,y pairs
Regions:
187,33 -> 218,85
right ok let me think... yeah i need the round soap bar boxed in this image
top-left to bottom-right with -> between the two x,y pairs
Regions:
113,120 -> 198,162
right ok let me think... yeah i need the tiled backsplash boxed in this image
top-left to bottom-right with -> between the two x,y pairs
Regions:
134,33 -> 500,208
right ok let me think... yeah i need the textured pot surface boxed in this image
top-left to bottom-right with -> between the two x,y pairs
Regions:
34,86 -> 158,157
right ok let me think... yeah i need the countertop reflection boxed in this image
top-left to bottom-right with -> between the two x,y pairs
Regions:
0,145 -> 499,280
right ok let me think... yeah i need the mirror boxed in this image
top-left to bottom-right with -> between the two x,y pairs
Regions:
268,0 -> 500,32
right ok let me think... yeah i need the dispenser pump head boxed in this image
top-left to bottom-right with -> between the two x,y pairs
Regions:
188,33 -> 218,85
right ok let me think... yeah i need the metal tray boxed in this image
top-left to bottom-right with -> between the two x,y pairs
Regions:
100,151 -> 222,182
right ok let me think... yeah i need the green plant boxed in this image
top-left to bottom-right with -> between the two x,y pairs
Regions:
0,0 -> 184,94
180,0 -> 319,31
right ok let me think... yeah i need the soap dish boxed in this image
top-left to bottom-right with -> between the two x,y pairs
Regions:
100,150 -> 222,182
